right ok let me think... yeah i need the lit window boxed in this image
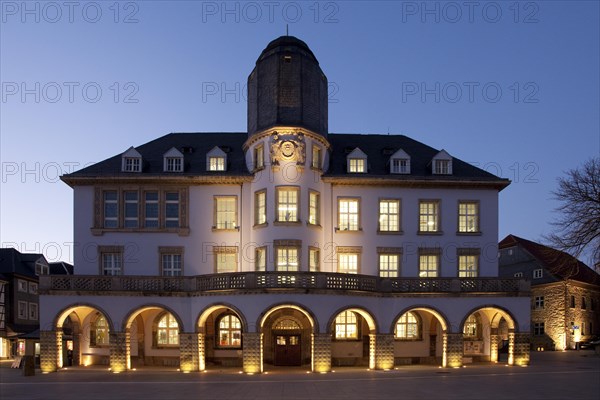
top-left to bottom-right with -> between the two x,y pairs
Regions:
208,156 -> 226,171
391,158 -> 410,174
256,247 -> 266,271
218,315 -> 242,347
533,322 -> 544,336
533,269 -> 543,279
379,254 -> 399,278
101,253 -> 122,276
458,254 -> 479,277
309,191 -> 320,225
255,191 -> 266,225
419,200 -> 440,232
254,145 -> 264,170
28,303 -> 38,320
103,191 -> 118,228
395,312 -> 419,339
458,202 -> 479,233
534,296 -> 545,310
161,253 -> 182,276
123,157 -> 141,172
338,253 -> 359,274
309,248 -> 319,272
144,191 -> 159,228
17,301 -> 27,319
215,196 -> 237,229
335,311 -> 358,339
419,253 -> 439,277
157,313 -> 179,346
312,145 -> 321,169
348,158 -> 365,173
165,157 -> 183,172
434,159 -> 451,175
379,199 -> 400,232
124,191 -> 139,228
215,247 -> 237,273
276,187 -> 299,222
165,192 -> 180,228
464,315 -> 478,338
91,314 -> 109,346
276,247 -> 299,272
338,198 -> 359,231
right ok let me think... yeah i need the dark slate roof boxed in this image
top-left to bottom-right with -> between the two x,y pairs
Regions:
257,35 -> 318,64
62,132 -> 508,186
499,234 -> 600,285
49,261 -> 73,275
0,248 -> 45,278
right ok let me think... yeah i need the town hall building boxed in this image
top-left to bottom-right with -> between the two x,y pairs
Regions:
39,36 -> 531,373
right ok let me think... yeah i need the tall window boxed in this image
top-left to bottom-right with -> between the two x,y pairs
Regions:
309,248 -> 319,272
458,202 -> 479,233
570,295 -> 576,308
214,247 -> 237,273
165,157 -> 183,172
311,145 -> 321,169
215,196 -> 237,229
419,200 -> 440,232
208,156 -> 225,171
91,314 -> 109,346
161,253 -> 182,276
28,303 -> 38,320
533,322 -> 545,336
165,192 -> 180,228
335,311 -> 358,339
103,191 -> 118,228
144,191 -> 159,228
379,199 -> 400,232
276,187 -> 299,222
254,145 -> 264,170
309,191 -> 320,225
338,252 -> 359,274
276,247 -> 299,272
255,190 -> 266,225
256,247 -> 266,271
17,301 -> 27,319
157,313 -> 179,346
218,315 -> 242,347
391,158 -> 409,174
338,198 -> 359,231
458,253 -> 479,277
418,252 -> 439,277
101,253 -> 122,275
379,254 -> 399,278
534,296 -> 545,309
395,312 -> 419,339
124,191 -> 139,228
463,315 -> 478,338
582,297 -> 587,309
348,158 -> 365,173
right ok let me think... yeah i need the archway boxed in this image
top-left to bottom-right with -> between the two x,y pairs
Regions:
461,306 -> 517,365
197,304 -> 246,369
328,307 -> 377,369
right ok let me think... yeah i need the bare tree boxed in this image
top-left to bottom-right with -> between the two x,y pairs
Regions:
546,157 -> 600,269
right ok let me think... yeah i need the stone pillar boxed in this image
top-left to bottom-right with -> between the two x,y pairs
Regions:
72,332 -> 82,366
369,334 -> 395,370
198,333 -> 206,371
508,331 -> 515,365
490,328 -> 499,363
311,333 -> 331,373
179,332 -> 200,372
242,332 -> 262,374
444,333 -> 463,368
40,330 -> 61,373
109,331 -> 130,373
512,332 -> 530,366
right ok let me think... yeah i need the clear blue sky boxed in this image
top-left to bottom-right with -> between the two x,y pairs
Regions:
1,1 -> 599,265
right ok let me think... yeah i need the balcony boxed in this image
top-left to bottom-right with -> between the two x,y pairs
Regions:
40,272 -> 530,296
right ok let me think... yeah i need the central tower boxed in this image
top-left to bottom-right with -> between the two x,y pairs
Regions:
247,36 -> 328,138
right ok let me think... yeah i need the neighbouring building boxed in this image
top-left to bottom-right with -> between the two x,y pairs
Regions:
499,235 -> 600,351
0,277 -> 7,357
39,36 -> 531,374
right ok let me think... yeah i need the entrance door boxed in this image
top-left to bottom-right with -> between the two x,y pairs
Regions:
274,335 -> 301,366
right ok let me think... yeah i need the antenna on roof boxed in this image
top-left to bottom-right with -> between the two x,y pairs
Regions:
387,126 -> 390,135
286,24 -> 289,36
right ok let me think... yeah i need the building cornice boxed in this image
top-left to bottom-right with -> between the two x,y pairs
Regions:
243,126 -> 331,151
61,175 -> 253,187
321,176 -> 510,190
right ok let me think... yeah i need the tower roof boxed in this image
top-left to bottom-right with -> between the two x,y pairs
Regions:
257,35 -> 318,64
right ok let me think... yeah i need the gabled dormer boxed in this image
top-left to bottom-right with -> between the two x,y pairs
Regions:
431,149 -> 452,175
389,149 -> 411,174
163,147 -> 184,172
121,147 -> 142,172
346,148 -> 367,173
207,146 -> 227,171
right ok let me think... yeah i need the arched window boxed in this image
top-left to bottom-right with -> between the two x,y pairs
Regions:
90,314 -> 109,347
273,318 -> 301,330
218,314 -> 241,347
335,311 -> 358,340
395,312 -> 420,340
157,313 -> 179,346
463,315 -> 478,338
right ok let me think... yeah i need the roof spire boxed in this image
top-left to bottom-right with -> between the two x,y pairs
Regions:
286,24 -> 289,36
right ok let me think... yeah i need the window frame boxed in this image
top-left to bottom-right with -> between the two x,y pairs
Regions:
418,200 -> 441,233
378,198 -> 401,233
457,249 -> 480,278
164,156 -> 183,172
334,311 -> 360,340
311,145 -> 322,170
216,314 -> 242,348
28,302 -> 38,320
418,248 -> 440,278
208,156 -> 226,171
275,186 -> 300,224
254,144 -> 265,171
533,296 -> 545,310
533,269 -> 543,279
337,197 -> 361,231
255,246 -> 267,271
155,312 -> 180,347
17,280 -> 28,293
308,190 -> 321,226
434,159 -> 451,175
159,247 -> 184,276
274,244 -> 300,272
457,201 -> 480,234
17,301 -> 27,320
254,190 -> 267,226
214,196 -> 238,230
90,313 -> 110,347
309,247 -> 320,272
348,158 -> 366,173
28,282 -> 38,294
124,190 -> 139,228
533,322 -> 545,336
214,246 -> 238,273
395,311 -> 421,340
337,247 -> 361,274
98,246 -> 124,276
122,156 -> 141,172
391,158 -> 410,174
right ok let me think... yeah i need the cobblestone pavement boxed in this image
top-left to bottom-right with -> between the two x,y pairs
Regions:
1,351 -> 599,400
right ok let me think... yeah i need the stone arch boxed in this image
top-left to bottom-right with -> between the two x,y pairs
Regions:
257,302 -> 318,333
389,305 -> 450,334
196,303 -> 248,333
53,303 -> 115,331
459,305 -> 518,332
326,305 -> 378,334
121,303 -> 185,332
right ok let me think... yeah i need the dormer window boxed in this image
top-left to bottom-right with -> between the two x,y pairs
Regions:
163,147 -> 184,172
432,150 -> 452,175
207,146 -> 227,172
347,148 -> 367,173
121,147 -> 142,172
35,259 -> 49,275
389,149 -> 411,174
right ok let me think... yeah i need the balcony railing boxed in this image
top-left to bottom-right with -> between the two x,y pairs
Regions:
40,272 -> 529,295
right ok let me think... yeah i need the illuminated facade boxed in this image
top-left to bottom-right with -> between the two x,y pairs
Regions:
39,36 -> 531,373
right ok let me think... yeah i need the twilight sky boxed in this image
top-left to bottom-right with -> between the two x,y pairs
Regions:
1,1 -> 599,265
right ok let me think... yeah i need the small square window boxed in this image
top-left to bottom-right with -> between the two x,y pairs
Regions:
208,156 -> 226,171
533,269 -> 543,279
18,280 -> 28,293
